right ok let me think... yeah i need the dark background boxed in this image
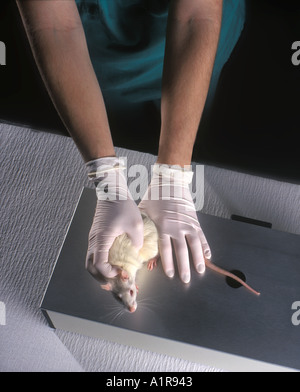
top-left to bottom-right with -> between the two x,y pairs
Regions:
1,0 -> 300,183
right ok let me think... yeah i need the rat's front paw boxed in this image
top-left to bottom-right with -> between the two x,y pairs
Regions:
147,256 -> 158,271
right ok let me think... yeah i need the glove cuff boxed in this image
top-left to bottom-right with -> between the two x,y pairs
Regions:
152,163 -> 194,185
86,156 -> 126,181
86,157 -> 132,201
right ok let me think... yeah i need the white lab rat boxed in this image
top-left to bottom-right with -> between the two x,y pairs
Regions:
101,212 -> 159,313
101,213 -> 260,313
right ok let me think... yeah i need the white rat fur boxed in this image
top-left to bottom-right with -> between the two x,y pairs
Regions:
101,213 -> 260,313
101,213 -> 159,312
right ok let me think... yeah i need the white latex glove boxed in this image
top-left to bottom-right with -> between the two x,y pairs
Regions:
85,157 -> 144,280
139,163 -> 211,283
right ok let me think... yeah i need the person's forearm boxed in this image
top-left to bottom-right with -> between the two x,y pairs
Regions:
16,0 -> 115,162
158,0 -> 223,167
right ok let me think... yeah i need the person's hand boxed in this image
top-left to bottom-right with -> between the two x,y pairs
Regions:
85,157 -> 144,280
139,163 -> 211,283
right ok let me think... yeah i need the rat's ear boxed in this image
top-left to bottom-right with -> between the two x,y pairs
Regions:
120,270 -> 129,282
101,283 -> 112,291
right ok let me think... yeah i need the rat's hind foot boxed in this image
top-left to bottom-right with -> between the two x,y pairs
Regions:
147,256 -> 158,271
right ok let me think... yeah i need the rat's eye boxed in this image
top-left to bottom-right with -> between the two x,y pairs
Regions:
130,290 -> 134,296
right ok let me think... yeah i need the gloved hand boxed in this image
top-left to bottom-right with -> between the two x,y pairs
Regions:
85,157 -> 144,280
139,163 -> 211,283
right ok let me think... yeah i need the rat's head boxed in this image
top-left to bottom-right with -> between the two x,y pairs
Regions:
101,269 -> 138,313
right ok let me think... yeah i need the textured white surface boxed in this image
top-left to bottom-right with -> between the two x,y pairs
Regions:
0,122 -> 299,372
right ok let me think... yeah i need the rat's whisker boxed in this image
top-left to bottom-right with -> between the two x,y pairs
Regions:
138,297 -> 160,308
110,308 -> 125,323
103,304 -> 120,311
100,304 -> 125,323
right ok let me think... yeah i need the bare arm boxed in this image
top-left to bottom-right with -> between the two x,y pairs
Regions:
158,0 -> 223,167
16,0 -> 115,162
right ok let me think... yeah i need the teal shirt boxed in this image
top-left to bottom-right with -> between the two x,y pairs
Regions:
76,0 -> 246,108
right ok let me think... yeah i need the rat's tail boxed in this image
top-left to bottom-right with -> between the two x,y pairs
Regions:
205,259 -> 260,296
